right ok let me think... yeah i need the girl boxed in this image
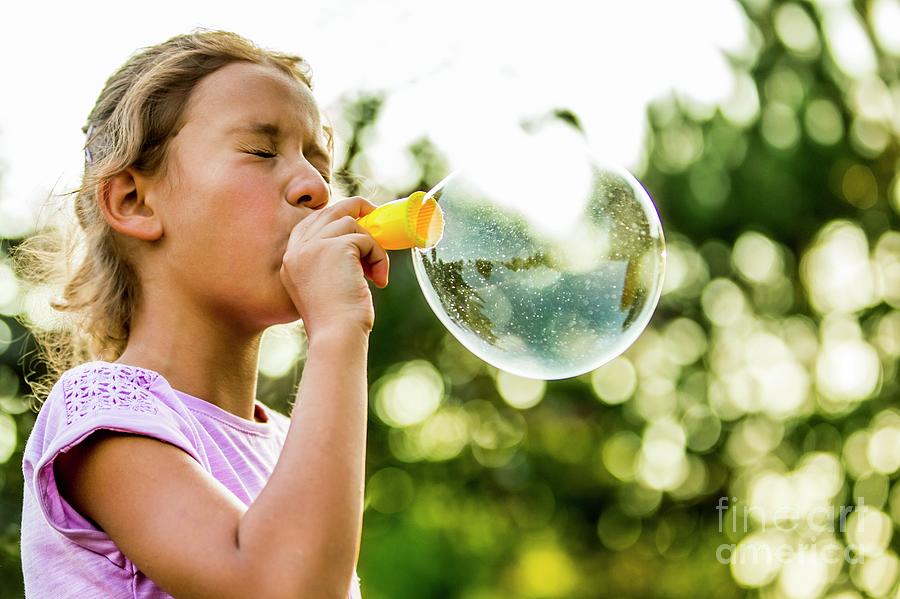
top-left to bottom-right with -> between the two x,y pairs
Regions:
17,29 -> 389,598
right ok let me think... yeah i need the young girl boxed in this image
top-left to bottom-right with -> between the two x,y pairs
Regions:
18,29 -> 389,598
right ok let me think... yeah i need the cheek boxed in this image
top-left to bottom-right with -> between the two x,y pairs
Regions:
198,166 -> 271,217
167,168 -> 283,273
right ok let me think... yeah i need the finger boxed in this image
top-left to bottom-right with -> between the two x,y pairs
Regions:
342,233 -> 390,288
362,251 -> 391,288
304,218 -> 392,287
315,215 -> 369,240
321,196 -> 378,220
287,196 -> 377,246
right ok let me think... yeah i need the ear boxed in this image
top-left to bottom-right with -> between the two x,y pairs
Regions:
96,168 -> 163,241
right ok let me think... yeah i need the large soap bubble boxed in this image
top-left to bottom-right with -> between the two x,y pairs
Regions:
411,122 -> 665,380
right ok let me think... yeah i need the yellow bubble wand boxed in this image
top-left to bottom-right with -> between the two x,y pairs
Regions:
356,172 -> 457,250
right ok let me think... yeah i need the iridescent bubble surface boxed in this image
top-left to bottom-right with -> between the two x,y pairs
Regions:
411,125 -> 666,380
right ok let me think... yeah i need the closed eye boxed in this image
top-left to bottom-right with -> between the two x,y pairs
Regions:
248,149 -> 277,159
241,144 -> 331,182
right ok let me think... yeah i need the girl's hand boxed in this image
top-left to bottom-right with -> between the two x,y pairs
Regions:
279,196 -> 390,340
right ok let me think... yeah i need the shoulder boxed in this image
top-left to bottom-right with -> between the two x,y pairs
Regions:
62,360 -> 160,391
25,360 -> 203,474
59,361 -> 164,425
22,361 -> 210,561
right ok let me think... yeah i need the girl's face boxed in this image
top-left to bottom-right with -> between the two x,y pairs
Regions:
147,61 -> 332,331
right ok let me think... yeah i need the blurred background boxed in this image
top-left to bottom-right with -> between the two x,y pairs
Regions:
2,0 -> 900,597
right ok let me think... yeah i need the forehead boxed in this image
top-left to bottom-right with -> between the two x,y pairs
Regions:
182,61 -> 323,139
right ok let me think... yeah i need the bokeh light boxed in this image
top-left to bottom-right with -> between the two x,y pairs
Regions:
845,506 -> 893,557
374,360 -> 445,428
366,466 -> 415,514
775,3 -> 821,59
804,98 -> 844,145
590,357 -> 638,405
870,0 -> 900,55
494,370 -> 546,410
0,413 -> 15,464
801,221 -> 878,314
0,319 -> 11,355
257,324 -> 304,379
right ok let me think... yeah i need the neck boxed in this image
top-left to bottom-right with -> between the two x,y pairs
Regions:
114,288 -> 265,423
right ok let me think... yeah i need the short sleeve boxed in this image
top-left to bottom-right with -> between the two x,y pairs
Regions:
23,362 -> 203,563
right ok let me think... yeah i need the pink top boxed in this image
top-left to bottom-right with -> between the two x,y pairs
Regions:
20,360 -> 363,598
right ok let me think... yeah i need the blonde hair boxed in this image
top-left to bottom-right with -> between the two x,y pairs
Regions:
12,29 -> 323,406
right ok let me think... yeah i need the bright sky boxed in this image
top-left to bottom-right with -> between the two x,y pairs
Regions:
0,0 -> 749,237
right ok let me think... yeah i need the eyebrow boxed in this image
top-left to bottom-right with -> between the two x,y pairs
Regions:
227,121 -> 282,139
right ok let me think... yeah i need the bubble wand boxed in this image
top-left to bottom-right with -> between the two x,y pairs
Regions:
355,171 -> 458,250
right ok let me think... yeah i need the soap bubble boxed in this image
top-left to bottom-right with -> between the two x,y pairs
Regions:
411,122 -> 665,380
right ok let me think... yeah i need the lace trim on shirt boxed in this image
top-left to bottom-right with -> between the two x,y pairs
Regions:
63,363 -> 160,425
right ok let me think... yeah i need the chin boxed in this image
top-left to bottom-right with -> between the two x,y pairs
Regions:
241,290 -> 300,330
272,299 -> 302,326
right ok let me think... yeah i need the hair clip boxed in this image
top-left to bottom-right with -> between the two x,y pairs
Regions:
84,123 -> 94,165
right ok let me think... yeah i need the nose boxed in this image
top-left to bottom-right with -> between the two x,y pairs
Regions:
286,164 -> 330,210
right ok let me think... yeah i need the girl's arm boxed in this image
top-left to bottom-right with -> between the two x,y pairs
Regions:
55,326 -> 369,599
237,325 -> 369,597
